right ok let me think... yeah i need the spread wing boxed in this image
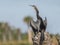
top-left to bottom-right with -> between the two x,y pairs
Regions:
30,19 -> 41,35
30,19 -> 38,35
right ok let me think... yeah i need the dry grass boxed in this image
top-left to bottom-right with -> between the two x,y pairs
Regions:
0,40 -> 32,45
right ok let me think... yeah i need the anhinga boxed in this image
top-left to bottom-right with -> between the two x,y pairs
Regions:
30,5 -> 47,45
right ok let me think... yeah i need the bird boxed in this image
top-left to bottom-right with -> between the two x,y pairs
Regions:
30,5 -> 47,33
29,5 -> 47,45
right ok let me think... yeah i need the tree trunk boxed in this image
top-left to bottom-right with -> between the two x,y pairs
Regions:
18,34 -> 21,41
17,29 -> 21,42
3,33 -> 6,42
28,27 -> 32,43
8,31 -> 12,41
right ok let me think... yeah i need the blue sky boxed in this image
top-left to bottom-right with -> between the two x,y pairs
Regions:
0,0 -> 60,34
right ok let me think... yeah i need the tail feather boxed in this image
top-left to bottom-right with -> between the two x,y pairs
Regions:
40,31 -> 45,45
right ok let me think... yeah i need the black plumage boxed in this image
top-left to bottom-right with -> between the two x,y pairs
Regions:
30,5 -> 47,33
30,5 -> 47,45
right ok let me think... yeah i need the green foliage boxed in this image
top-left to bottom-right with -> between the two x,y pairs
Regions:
0,34 -> 3,41
23,16 -> 33,25
0,29 -> 5,33
21,33 -> 28,40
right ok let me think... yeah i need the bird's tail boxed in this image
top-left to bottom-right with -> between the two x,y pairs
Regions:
40,30 -> 45,45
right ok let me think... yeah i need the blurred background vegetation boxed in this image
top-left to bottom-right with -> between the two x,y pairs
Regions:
0,16 -> 60,45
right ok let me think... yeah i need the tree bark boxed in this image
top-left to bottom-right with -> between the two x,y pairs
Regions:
28,27 -> 32,43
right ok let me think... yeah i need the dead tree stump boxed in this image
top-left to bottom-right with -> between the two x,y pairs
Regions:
32,32 -> 51,45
